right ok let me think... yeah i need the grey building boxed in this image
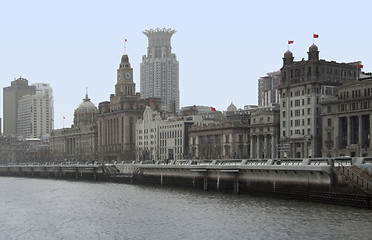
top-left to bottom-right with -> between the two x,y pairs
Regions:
98,54 -> 162,162
258,71 -> 281,107
279,44 -> 360,158
140,28 -> 179,112
321,77 -> 372,157
50,92 -> 99,163
3,77 -> 36,136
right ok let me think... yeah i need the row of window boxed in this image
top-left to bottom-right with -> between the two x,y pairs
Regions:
339,101 -> 370,112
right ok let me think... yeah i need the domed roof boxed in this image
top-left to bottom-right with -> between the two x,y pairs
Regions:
284,50 -> 293,57
309,44 -> 318,52
76,93 -> 97,113
227,102 -> 237,112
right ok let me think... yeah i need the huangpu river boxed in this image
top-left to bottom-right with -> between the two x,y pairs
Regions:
0,177 -> 371,240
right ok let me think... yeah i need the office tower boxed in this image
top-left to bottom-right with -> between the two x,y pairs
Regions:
258,71 -> 281,107
17,83 -> 54,138
3,77 -> 36,136
140,28 -> 179,112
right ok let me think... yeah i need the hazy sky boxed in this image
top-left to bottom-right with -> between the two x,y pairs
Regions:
1,0 -> 371,130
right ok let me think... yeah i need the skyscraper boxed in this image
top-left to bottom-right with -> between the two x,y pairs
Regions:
3,77 -> 36,136
258,71 -> 281,107
17,83 -> 54,138
140,28 -> 179,112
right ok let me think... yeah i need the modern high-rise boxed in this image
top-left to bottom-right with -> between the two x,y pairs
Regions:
140,28 -> 179,113
258,71 -> 281,107
17,83 -> 54,138
3,77 -> 36,136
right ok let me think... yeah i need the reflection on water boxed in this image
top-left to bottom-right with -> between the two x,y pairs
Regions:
0,177 -> 371,240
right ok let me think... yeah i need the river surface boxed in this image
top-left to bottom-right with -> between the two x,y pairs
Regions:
0,177 -> 371,240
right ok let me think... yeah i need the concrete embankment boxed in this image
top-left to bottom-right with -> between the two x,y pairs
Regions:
1,158 -> 372,208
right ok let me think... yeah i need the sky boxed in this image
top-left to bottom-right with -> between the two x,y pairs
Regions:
1,0 -> 371,130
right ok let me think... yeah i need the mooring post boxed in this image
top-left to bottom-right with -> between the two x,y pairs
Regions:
217,171 -> 220,191
160,171 -> 163,186
204,171 -> 208,191
93,167 -> 97,181
76,167 -> 79,180
234,172 -> 239,194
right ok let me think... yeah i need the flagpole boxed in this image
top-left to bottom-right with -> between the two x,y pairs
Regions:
124,38 -> 127,55
313,33 -> 314,44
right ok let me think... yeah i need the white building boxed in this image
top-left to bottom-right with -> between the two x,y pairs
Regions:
17,83 -> 53,138
136,107 -> 205,162
140,28 -> 179,113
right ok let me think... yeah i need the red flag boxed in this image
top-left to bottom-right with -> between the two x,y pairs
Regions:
288,40 -> 294,44
313,34 -> 319,38
211,107 -> 216,112
358,64 -> 363,69
150,99 -> 154,103
125,38 -> 127,42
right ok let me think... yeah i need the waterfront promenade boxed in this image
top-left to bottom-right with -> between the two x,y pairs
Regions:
1,157 -> 372,208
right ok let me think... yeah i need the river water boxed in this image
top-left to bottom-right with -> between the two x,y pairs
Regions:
0,177 -> 371,240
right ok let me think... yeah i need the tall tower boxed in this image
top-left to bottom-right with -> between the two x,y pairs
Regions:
140,28 -> 179,112
17,83 -> 54,138
3,77 -> 36,136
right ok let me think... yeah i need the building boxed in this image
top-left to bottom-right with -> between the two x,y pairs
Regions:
0,136 -> 50,164
3,77 -> 36,136
98,53 -> 162,162
50,92 -> 99,163
135,106 -> 162,161
136,106 -> 199,162
279,44 -> 359,158
188,122 -> 251,159
258,71 -> 281,107
249,105 -> 280,159
140,28 -> 179,112
17,83 -> 53,138
321,77 -> 372,157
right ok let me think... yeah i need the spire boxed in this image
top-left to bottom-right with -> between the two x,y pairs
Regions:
84,87 -> 90,102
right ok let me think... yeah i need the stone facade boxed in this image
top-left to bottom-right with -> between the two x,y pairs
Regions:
188,122 -> 251,159
321,77 -> 372,157
279,44 -> 359,158
97,54 -> 162,162
50,93 -> 99,163
249,106 -> 280,159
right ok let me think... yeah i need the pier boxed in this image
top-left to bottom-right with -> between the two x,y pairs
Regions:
1,157 -> 372,208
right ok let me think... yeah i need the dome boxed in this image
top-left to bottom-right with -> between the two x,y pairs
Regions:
309,44 -> 318,52
76,93 -> 97,113
227,102 -> 237,112
284,50 -> 293,57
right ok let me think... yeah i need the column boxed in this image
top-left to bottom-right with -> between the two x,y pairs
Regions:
256,136 -> 260,159
264,135 -> 268,158
250,135 -> 253,159
370,114 -> 372,148
347,116 -> 351,146
359,115 -> 363,147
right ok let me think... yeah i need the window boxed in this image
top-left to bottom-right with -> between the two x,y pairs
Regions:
327,118 -> 332,127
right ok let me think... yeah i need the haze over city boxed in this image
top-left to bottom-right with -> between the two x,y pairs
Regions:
1,0 -> 371,129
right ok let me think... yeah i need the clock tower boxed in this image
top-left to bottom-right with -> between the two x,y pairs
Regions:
115,54 -> 135,96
